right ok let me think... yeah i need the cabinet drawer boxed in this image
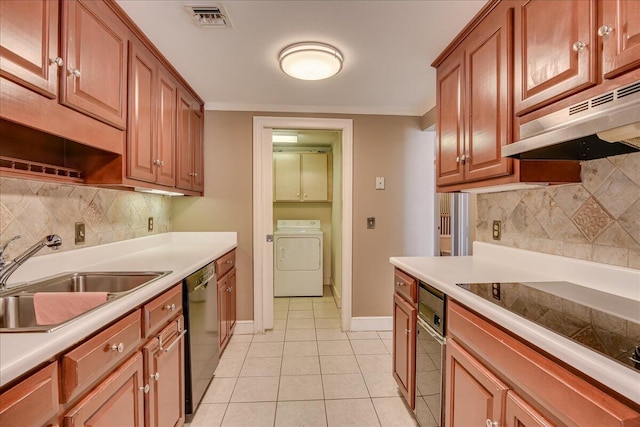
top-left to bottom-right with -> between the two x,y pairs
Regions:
143,284 -> 182,338
216,250 -> 236,278
61,310 -> 141,403
394,269 -> 417,303
0,361 -> 59,427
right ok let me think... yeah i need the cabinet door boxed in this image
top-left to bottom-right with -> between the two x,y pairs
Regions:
0,0 -> 59,98
504,391 -> 553,427
127,39 -> 157,184
64,352 -> 145,427
228,269 -> 237,335
273,153 -> 302,201
156,69 -> 178,187
191,105 -> 204,192
444,339 -> 508,427
464,8 -> 513,183
436,54 -> 465,187
61,0 -> 128,129
392,293 -> 417,409
176,89 -> 194,190
514,0 -> 597,115
217,276 -> 229,351
601,0 -> 640,78
0,361 -> 59,427
144,317 -> 185,427
301,153 -> 328,201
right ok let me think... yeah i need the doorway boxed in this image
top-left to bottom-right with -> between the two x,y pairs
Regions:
252,117 -> 353,333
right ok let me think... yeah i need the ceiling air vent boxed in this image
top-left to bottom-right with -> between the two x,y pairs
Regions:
185,5 -> 232,28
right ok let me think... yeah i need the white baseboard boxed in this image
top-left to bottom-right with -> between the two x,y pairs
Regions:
349,316 -> 392,331
233,321 -> 254,335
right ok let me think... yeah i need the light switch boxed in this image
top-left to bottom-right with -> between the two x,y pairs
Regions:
375,177 -> 385,190
367,217 -> 376,229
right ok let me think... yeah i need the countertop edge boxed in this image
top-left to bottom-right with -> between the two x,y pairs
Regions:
0,233 -> 237,388
389,255 -> 640,406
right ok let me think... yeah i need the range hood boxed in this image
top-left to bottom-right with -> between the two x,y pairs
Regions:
503,80 -> 640,160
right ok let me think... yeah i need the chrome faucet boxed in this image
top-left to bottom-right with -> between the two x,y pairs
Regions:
0,234 -> 62,290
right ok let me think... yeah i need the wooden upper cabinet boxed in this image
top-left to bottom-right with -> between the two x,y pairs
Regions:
514,0 -> 597,115
191,105 -> 204,192
465,7 -> 513,182
0,0 -> 59,98
601,0 -> 640,79
156,68 -> 178,187
60,0 -> 128,129
301,153 -> 329,201
274,153 -> 302,200
436,54 -> 465,187
127,38 -> 178,187
436,7 -> 513,188
444,339 -> 508,427
128,39 -> 157,183
273,152 -> 331,201
176,88 -> 203,192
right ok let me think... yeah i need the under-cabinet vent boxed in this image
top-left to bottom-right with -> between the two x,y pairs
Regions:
618,81 -> 640,98
591,92 -> 613,107
185,5 -> 232,28
569,101 -> 588,115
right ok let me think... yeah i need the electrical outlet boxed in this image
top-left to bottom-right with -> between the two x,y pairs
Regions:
75,222 -> 85,244
148,217 -> 154,232
492,220 -> 501,240
367,217 -> 375,229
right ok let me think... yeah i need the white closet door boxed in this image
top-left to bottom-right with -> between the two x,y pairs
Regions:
276,237 -> 322,271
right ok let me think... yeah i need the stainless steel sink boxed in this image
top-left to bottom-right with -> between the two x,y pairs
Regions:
0,271 -> 171,332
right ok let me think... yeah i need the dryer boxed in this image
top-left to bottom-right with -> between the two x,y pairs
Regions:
274,220 -> 323,297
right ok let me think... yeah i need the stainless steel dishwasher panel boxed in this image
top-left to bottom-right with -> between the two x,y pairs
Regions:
416,281 -> 446,427
183,261 -> 218,421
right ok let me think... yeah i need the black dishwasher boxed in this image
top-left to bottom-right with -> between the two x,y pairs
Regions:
182,261 -> 218,421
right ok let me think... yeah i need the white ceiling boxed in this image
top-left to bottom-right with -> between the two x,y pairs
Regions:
116,0 -> 486,116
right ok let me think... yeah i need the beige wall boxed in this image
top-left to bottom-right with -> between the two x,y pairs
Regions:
273,202 -> 332,282
172,111 -> 254,320
476,153 -> 640,269
0,177 -> 171,259
172,111 -> 429,320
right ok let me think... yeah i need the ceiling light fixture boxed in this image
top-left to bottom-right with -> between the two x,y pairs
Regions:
279,42 -> 344,81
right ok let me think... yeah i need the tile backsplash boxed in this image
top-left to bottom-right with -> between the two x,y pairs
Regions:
0,177 -> 171,259
476,152 -> 640,269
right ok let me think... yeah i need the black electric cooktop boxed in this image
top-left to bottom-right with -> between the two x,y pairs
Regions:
456,281 -> 640,373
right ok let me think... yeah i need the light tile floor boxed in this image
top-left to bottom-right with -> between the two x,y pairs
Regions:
187,290 -> 418,427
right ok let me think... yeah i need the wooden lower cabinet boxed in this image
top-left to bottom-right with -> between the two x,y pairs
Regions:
217,267 -> 236,353
504,391 -> 554,427
447,300 -> 640,427
0,284 -> 186,427
444,339 -> 507,427
392,292 -> 417,409
63,352 -> 145,427
0,361 -> 59,427
143,316 -> 185,427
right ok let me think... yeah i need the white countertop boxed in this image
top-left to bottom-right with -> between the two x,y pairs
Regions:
0,232 -> 237,388
390,242 -> 640,405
